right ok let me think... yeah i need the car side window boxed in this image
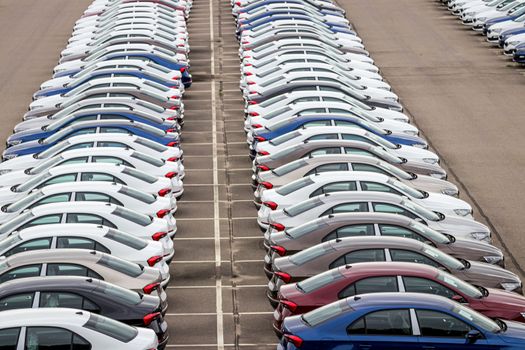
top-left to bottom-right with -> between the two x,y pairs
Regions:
59,157 -> 89,166
352,163 -> 389,176
99,127 -> 129,134
46,264 -> 103,280
305,163 -> 349,176
321,202 -> 368,216
310,181 -> 357,198
0,265 -> 42,284
25,327 -> 91,350
302,121 -> 332,128
344,147 -> 374,157
341,134 -> 370,143
372,203 -> 418,220
0,293 -> 35,311
36,174 -> 77,189
66,214 -> 117,229
323,224 -> 375,241
30,193 -> 72,209
361,181 -> 402,195
70,128 -> 96,136
305,134 -> 338,141
92,156 -> 133,167
347,309 -> 412,336
339,276 -> 399,299
307,147 -> 341,156
0,327 -> 20,349
80,172 -> 125,185
40,292 -> 100,313
4,238 -> 52,257
329,249 -> 386,269
403,277 -> 456,299
378,225 -> 425,242
64,142 -> 94,151
389,249 -> 441,268
96,141 -> 128,148
20,215 -> 62,230
56,237 -> 110,254
415,310 -> 472,338
75,192 -> 123,206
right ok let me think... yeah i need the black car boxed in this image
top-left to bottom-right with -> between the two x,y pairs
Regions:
0,276 -> 169,349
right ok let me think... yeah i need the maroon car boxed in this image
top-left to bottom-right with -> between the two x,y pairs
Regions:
273,261 -> 525,337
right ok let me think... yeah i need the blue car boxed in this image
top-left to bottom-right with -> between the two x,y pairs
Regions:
514,45 -> 525,62
499,27 -> 525,47
54,50 -> 192,87
279,293 -> 525,350
34,69 -> 177,99
251,115 -> 428,148
483,6 -> 525,35
3,119 -> 179,159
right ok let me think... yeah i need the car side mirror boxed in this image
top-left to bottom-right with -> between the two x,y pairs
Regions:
451,295 -> 467,303
466,330 -> 482,344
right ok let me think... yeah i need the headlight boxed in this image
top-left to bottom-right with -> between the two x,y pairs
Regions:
483,255 -> 503,264
385,96 -> 399,102
491,28 -> 503,34
442,188 -> 459,196
509,41 -> 521,46
454,209 -> 473,217
2,154 -> 17,161
403,130 -> 419,136
422,158 -> 438,164
470,231 -> 490,241
520,312 -> 525,319
501,282 -> 521,292
412,143 -> 427,149
395,118 -> 408,122
7,140 -> 22,146
477,17 -> 487,22
0,169 -> 12,175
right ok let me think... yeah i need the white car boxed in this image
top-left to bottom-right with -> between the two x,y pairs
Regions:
0,201 -> 176,240
265,191 -> 491,242
257,172 -> 472,227
0,181 -> 177,225
460,0 -> 514,23
503,32 -> 525,54
486,11 -> 525,41
470,0 -> 525,30
253,126 -> 437,163
0,163 -> 178,200
0,223 -> 173,266
0,309 -> 158,349
0,147 -> 184,187
0,133 -> 183,172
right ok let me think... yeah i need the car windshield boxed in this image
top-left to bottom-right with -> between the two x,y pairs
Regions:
296,268 -> 344,293
375,160 -> 412,180
111,206 -> 151,226
302,300 -> 351,327
16,172 -> 54,192
83,312 -> 138,343
268,131 -> 301,146
272,159 -> 308,176
289,242 -> 335,265
6,191 -> 45,213
105,228 -> 148,250
37,140 -> 72,159
452,304 -> 501,333
408,222 -> 449,244
401,199 -> 440,221
436,271 -> 483,298
285,197 -> 323,217
364,131 -> 397,149
287,219 -> 329,239
371,146 -> 402,164
387,178 -> 424,199
0,234 -> 22,254
422,245 -> 464,270
30,155 -> 64,175
0,211 -> 34,235
276,177 -> 314,196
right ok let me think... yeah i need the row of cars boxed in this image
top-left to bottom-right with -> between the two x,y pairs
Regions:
0,0 -> 193,349
442,0 -> 525,62
232,0 -> 525,349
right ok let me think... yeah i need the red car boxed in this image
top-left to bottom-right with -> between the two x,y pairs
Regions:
273,261 -> 525,337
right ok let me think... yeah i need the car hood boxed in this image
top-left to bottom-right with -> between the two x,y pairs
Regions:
481,288 -> 525,311
410,175 -> 458,195
419,192 -> 472,213
464,261 -> 520,284
500,320 -> 525,343
447,237 -> 503,260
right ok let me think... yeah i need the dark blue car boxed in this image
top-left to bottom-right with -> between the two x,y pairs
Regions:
514,45 -> 525,62
53,51 -> 192,87
279,293 -> 525,350
251,115 -> 428,148
499,27 -> 525,47
3,119 -> 179,159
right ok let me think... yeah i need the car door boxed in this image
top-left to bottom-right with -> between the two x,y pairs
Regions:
23,326 -> 90,350
346,309 -> 420,349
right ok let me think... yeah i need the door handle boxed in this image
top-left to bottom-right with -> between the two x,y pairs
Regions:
422,346 -> 436,350
358,345 -> 372,349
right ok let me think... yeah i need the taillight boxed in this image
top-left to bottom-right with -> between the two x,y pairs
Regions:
167,156 -> 179,162
169,105 -> 180,110
166,116 -> 177,121
152,231 -> 168,241
157,209 -> 170,218
167,141 -> 178,147
180,67 -> 187,73
270,245 -> 286,256
258,150 -> 269,156
251,123 -> 263,128
260,181 -> 273,189
275,271 -> 292,283
244,63 -> 252,66
165,171 -> 178,179
257,165 -> 270,171
247,81 -> 255,85
244,72 -> 253,76
143,282 -> 161,295
147,256 -> 163,267
158,188 -> 171,197
254,136 -> 266,142
249,111 -> 260,116
143,312 -> 161,326
235,1 -> 241,5
280,300 -> 297,312
284,334 -> 303,347
248,101 -> 257,105
264,201 -> 278,210
270,223 -> 285,231
166,128 -> 177,133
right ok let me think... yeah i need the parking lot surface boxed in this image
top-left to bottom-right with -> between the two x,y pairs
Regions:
337,0 -> 525,279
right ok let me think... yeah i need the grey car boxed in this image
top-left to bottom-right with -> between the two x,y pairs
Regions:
264,212 -> 504,273
267,236 -> 522,307
253,140 -> 447,179
253,154 -> 458,199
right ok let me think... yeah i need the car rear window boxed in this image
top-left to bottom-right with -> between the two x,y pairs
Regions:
272,159 -> 308,177
117,186 -> 156,204
100,282 -> 142,305
302,300 -> 352,327
287,219 -> 328,239
97,254 -> 143,278
289,242 -> 335,265
276,177 -> 314,196
269,131 -> 301,146
130,151 -> 164,167
104,228 -> 148,250
121,167 -> 157,184
134,137 -> 168,152
83,313 -> 138,343
296,268 -> 344,294
111,206 -> 152,226
284,197 -> 323,217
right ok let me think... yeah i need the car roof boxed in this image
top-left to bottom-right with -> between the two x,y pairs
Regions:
2,248 -> 102,266
46,162 -> 130,175
319,212 -> 416,226
28,201 -> 117,215
0,308 -> 90,327
345,292 -> 456,311
319,190 -> 405,204
337,261 -> 440,279
39,181 -> 123,195
0,275 -> 101,295
327,235 -> 425,251
308,171 -> 390,183
18,223 -> 109,238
